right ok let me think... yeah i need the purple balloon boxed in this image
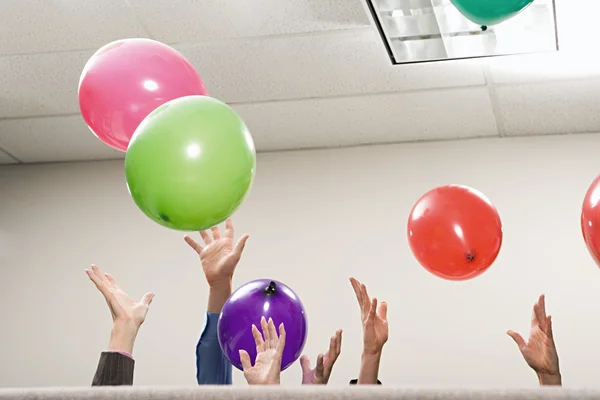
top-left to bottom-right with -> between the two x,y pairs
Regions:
218,279 -> 308,371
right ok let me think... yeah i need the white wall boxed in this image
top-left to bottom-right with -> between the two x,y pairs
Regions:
2,134 -> 600,389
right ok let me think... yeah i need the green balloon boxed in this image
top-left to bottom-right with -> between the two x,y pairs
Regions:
450,0 -> 534,26
125,96 -> 256,231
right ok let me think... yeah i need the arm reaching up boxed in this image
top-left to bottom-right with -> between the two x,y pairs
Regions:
185,219 -> 249,385
240,317 -> 286,385
300,329 -> 342,384
86,265 -> 154,386
350,277 -> 388,385
507,294 -> 561,386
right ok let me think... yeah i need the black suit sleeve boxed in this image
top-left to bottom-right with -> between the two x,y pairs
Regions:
92,352 -> 135,386
349,379 -> 382,385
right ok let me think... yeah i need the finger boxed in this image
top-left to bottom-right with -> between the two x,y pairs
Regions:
547,315 -> 554,339
367,298 -> 378,322
299,355 -> 311,373
199,230 -> 212,245
211,226 -> 221,240
234,234 -> 249,256
530,303 -> 540,329
533,303 -> 546,332
104,273 -> 121,291
315,353 -> 325,378
538,294 -> 548,330
260,317 -> 271,345
328,334 -> 337,357
239,350 -> 252,370
361,283 -> 371,303
86,268 -> 110,297
91,264 -> 111,286
276,323 -> 286,355
378,301 -> 388,321
507,330 -> 526,349
268,318 -> 278,349
141,292 -> 155,306
349,277 -> 363,307
225,218 -> 234,239
360,284 -> 371,315
184,235 -> 203,253
334,329 -> 343,356
252,324 -> 265,352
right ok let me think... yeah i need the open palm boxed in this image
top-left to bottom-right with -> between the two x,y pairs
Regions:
184,219 -> 249,286
300,329 -> 342,384
86,265 -> 154,327
240,317 -> 286,385
350,277 -> 388,355
507,294 -> 559,375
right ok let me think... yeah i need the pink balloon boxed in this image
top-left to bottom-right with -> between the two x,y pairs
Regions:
78,38 -> 207,152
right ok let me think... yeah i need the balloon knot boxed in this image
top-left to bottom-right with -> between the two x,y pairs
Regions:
264,281 -> 277,295
481,25 -> 488,31
158,213 -> 170,223
465,251 -> 475,262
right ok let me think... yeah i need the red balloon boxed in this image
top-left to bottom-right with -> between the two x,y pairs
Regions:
581,175 -> 600,266
407,185 -> 503,281
78,38 -> 207,152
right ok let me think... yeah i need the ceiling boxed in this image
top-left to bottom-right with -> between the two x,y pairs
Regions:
1,0 -> 599,164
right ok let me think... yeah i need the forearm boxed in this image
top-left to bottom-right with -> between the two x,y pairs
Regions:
196,313 -> 233,385
92,352 -> 135,386
357,352 -> 382,384
207,280 -> 232,313
538,372 -> 562,386
108,321 -> 139,355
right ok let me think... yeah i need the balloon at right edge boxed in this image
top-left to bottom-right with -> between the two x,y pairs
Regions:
581,175 -> 600,267
449,0 -> 534,26
407,185 -> 503,281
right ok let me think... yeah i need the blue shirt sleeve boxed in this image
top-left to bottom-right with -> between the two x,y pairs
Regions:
196,312 -> 232,385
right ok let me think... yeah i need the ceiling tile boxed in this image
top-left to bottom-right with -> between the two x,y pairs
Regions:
176,30 -> 486,104
0,51 -> 91,118
0,29 -> 486,119
232,87 -> 498,151
129,0 -> 369,42
0,116 -> 123,163
0,149 -> 17,164
0,0 -> 147,55
487,52 -> 600,85
495,79 -> 600,136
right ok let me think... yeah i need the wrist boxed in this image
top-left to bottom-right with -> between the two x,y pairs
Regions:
209,279 -> 233,291
357,351 -> 382,384
108,320 -> 139,355
537,372 -> 562,386
207,280 -> 233,313
362,348 -> 383,360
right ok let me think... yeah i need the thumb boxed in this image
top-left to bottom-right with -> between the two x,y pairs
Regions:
141,292 -> 155,306
315,354 -> 325,379
300,355 -> 312,373
507,330 -> 526,349
239,350 -> 252,371
234,234 -> 250,255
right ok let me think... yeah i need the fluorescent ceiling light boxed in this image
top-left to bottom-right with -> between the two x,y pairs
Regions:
364,0 -> 558,64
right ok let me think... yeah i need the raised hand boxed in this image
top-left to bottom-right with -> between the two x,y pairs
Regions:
350,277 -> 388,355
86,265 -> 154,354
239,317 -> 286,385
507,294 -> 561,386
184,218 -> 249,287
300,329 -> 342,384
